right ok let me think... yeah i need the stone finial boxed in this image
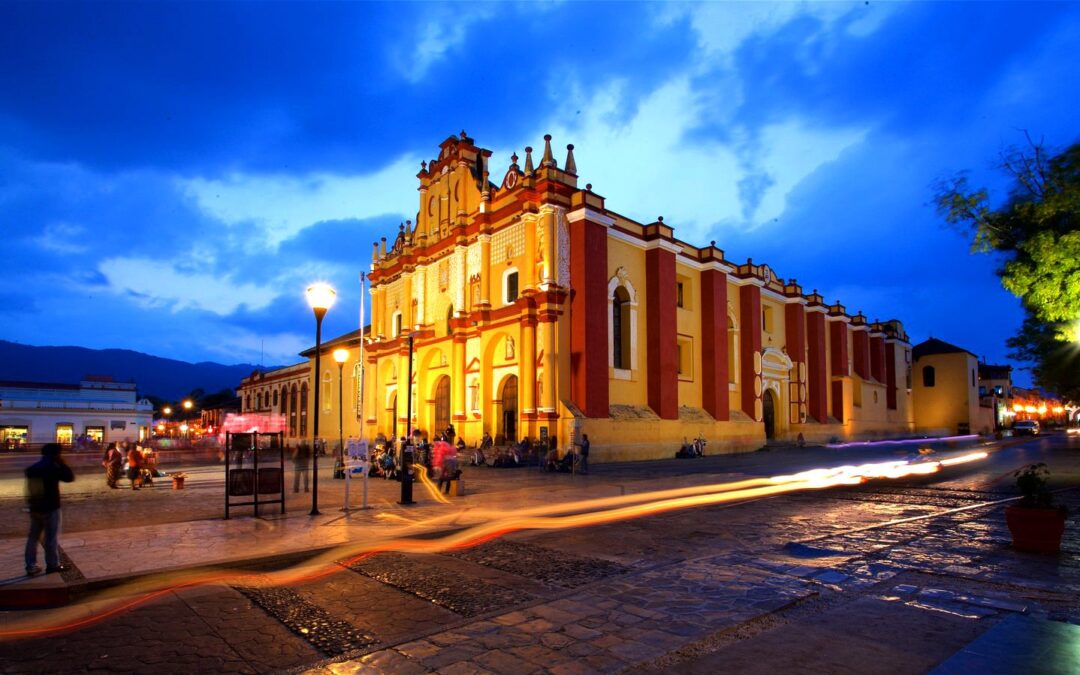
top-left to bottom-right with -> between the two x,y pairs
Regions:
510,151 -> 519,169
372,242 -> 379,263
420,160 -> 427,173
460,129 -> 468,139
657,215 -> 664,223
565,144 -> 577,174
524,146 -> 535,174
380,237 -> 387,258
541,134 -> 556,168
586,183 -> 592,191
710,240 -> 716,248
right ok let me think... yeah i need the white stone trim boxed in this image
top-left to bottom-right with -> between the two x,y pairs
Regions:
566,208 -> 614,227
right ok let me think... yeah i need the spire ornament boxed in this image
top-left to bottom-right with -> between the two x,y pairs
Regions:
564,144 -> 577,174
541,134 -> 556,168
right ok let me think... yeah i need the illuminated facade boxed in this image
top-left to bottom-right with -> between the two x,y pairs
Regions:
0,378 -> 153,447
357,132 -> 915,461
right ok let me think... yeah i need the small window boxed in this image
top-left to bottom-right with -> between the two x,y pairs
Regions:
273,389 -> 279,407
505,271 -> 519,305
393,312 -> 403,337
762,305 -> 774,333
676,282 -> 684,308
923,365 -> 935,388
613,287 -> 631,370
677,336 -> 693,379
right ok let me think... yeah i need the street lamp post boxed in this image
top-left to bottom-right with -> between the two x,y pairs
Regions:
401,333 -> 416,505
306,282 -> 337,516
333,348 -> 348,480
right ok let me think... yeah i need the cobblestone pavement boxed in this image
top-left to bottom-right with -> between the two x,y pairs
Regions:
3,436 -> 1079,673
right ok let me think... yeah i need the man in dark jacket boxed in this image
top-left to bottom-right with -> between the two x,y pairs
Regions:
25,443 -> 75,575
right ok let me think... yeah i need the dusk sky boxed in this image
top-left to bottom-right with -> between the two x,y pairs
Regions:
1,2 -> 1077,385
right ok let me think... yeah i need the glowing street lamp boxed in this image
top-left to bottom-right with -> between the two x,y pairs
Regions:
305,282 -> 337,516
163,406 -> 173,416
183,399 -> 193,411
333,348 -> 349,480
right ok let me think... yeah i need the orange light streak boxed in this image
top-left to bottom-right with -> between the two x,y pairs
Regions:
0,451 -> 989,640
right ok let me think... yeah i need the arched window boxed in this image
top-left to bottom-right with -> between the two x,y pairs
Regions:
612,287 -> 631,369
272,389 -> 278,407
289,384 -> 298,436
922,365 -> 935,388
257,392 -> 263,409
299,383 -> 308,436
392,310 -> 403,338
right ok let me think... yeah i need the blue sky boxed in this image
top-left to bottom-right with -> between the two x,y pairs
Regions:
1,2 -> 1077,385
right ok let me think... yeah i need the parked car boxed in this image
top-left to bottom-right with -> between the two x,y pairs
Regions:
1013,420 -> 1041,436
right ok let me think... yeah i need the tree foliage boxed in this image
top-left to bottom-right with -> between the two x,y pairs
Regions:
934,136 -> 1080,325
935,135 -> 1080,403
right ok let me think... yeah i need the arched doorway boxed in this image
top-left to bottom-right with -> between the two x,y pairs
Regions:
388,392 -> 398,441
433,376 -> 451,437
499,375 -> 518,443
763,389 -> 777,440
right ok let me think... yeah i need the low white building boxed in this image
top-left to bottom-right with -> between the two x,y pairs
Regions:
0,377 -> 154,448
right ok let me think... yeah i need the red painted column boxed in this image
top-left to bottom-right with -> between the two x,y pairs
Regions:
785,303 -> 806,424
830,321 -> 849,377
853,329 -> 870,379
829,320 -> 849,422
569,214 -> 609,418
646,247 -> 678,419
740,285 -> 762,420
885,342 -> 898,410
806,311 -> 828,423
700,269 -> 729,421
870,334 -> 886,383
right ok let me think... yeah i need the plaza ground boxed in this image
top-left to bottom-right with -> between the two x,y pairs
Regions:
1,434 -> 1078,673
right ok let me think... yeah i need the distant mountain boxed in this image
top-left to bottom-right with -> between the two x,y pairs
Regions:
0,340 -> 281,400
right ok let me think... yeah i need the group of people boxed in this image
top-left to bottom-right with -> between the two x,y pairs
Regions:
102,441 -> 160,490
466,431 -> 590,474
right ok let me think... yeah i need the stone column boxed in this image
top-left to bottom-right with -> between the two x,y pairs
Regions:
700,268 -> 729,421
740,284 -> 763,421
453,332 -> 466,421
521,316 -> 537,415
540,205 -> 558,287
567,208 -> 610,419
523,212 -> 538,291
540,316 -> 557,413
479,234 -> 492,307
646,246 -> 679,420
806,310 -> 828,423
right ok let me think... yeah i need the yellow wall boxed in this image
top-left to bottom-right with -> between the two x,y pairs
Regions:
912,352 -> 979,434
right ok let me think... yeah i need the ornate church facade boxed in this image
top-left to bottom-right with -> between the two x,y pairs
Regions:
360,132 -> 915,460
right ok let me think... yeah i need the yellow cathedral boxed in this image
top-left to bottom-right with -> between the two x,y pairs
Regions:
241,132 -> 917,462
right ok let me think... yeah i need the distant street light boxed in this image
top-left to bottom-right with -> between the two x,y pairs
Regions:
163,406 -> 172,416
333,348 -> 349,480
305,282 -> 337,516
183,399 -> 194,411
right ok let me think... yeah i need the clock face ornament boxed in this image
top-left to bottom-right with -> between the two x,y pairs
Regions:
504,171 -> 518,190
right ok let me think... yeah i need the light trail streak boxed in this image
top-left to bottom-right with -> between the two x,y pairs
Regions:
825,434 -> 979,449
0,451 -> 988,641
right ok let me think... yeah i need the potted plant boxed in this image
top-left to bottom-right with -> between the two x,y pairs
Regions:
1005,463 -> 1067,553
171,472 -> 188,490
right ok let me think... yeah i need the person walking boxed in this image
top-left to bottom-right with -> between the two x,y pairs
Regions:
102,442 -> 122,489
293,442 -> 311,493
126,442 -> 143,490
577,433 -> 590,475
437,439 -> 458,494
25,443 -> 75,576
